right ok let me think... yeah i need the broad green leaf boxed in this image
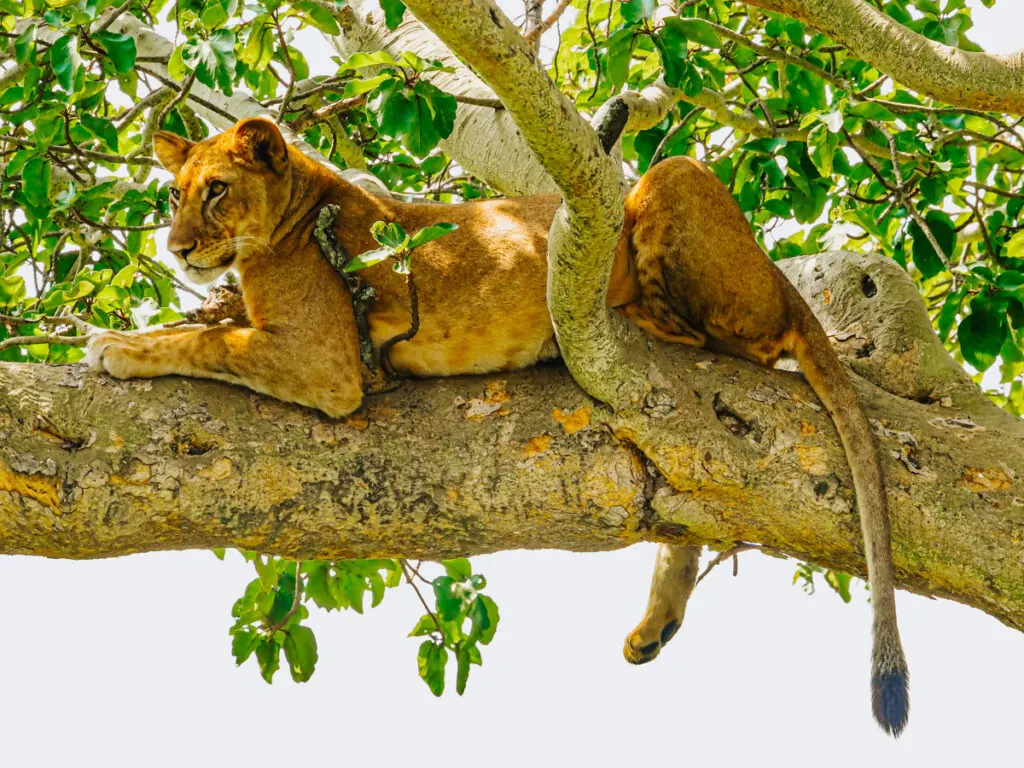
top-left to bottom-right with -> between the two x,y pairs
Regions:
22,156 -> 51,207
959,296 -> 1008,371
49,34 -> 81,92
469,595 -> 500,645
231,629 -> 259,665
442,558 -> 472,581
96,32 -> 136,73
283,625 -> 318,682
254,637 -> 281,683
417,640 -> 448,696
675,18 -> 721,47
80,114 -> 119,152
909,211 -> 956,279
621,0 -> 656,23
409,223 -> 458,250
379,0 -> 406,30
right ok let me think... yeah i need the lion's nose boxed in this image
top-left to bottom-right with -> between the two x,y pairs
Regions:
169,239 -> 198,259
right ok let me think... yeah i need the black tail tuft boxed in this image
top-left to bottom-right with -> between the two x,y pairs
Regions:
871,669 -> 909,737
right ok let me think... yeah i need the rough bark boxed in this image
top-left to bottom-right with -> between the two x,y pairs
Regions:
1,255 -> 1021,633
743,0 -> 1024,115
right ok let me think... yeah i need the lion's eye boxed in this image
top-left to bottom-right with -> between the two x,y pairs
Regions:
207,180 -> 227,199
169,187 -> 181,205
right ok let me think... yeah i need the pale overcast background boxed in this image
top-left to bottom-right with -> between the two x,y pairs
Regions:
2,2 -> 1022,766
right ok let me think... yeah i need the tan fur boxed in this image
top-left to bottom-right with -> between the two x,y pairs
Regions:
91,120 -> 906,731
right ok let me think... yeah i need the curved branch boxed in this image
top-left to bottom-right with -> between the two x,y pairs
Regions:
401,0 -> 648,408
0,253 -> 1020,633
742,0 -> 1024,114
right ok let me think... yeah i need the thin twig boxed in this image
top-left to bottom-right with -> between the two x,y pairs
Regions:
524,0 -> 573,47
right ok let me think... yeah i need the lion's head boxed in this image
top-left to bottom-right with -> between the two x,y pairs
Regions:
153,117 -> 294,284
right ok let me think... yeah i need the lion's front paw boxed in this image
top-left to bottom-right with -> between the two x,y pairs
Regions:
86,331 -> 145,379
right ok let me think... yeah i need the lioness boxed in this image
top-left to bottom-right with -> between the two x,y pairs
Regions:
87,117 -> 908,735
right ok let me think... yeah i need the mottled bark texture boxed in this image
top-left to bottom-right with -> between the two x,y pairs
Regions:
742,0 -> 1024,115
1,252 -> 1021,632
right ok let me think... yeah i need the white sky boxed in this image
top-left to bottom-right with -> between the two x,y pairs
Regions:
3,2 -> 1023,766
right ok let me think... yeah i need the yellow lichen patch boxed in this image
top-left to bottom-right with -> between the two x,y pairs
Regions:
960,467 -> 1012,492
108,430 -> 125,451
198,457 -> 234,481
800,421 -> 816,436
522,433 -> 553,458
485,379 -> 510,403
446,488 -> 459,502
823,288 -> 832,305
796,445 -> 829,476
246,457 -> 302,507
552,406 -> 591,435
110,461 -> 152,486
0,461 -> 60,513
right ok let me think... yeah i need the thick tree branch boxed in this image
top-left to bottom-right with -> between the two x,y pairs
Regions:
1,253 -> 1020,633
402,0 -> 648,408
742,0 -> 1024,114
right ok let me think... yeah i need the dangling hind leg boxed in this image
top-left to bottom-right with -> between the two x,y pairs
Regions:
624,544 -> 701,664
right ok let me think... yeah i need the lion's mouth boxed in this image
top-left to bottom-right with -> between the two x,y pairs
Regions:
185,252 -> 236,271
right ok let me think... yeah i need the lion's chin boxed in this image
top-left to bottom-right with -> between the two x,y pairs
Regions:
183,262 -> 233,285
180,253 -> 236,285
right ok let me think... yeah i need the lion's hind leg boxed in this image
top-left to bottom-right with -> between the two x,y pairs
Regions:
623,544 -> 701,665
618,302 -> 706,346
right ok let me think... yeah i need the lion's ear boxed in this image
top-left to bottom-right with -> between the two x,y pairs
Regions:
153,131 -> 195,174
231,117 -> 288,174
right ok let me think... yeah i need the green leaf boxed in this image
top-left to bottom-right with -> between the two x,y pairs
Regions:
432,576 -> 465,622
254,637 -> 281,683
806,123 -> 839,177
49,34 -> 81,92
15,24 -> 36,65
379,0 -> 406,30
442,558 -> 472,581
231,629 -> 259,665
674,18 -> 721,47
1005,230 -> 1024,259
345,246 -> 392,272
370,220 -> 408,248
959,296 -> 1008,372
469,595 -> 500,645
283,625 -> 318,682
621,0 -> 656,23
409,614 -> 439,637
96,32 -> 137,73
80,114 -> 119,152
241,15 -> 275,70
824,570 -> 852,603
908,211 -> 955,279
654,20 -> 688,89
182,30 -> 237,96
605,29 -> 634,89
0,275 -> 27,304
456,645 -> 471,695
344,51 -> 401,70
409,223 -> 458,250
417,640 -> 447,696
22,157 -> 51,208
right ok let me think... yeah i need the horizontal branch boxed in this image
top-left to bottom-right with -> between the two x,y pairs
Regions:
0,255 -> 1021,633
742,0 -> 1024,114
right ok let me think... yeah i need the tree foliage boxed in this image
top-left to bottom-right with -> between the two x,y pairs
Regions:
0,0 -> 1022,690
